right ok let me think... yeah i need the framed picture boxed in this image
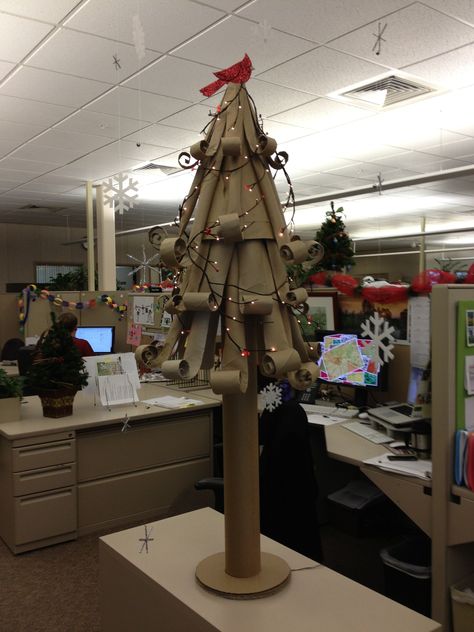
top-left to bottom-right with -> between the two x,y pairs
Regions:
299,290 -> 338,338
466,309 -> 474,347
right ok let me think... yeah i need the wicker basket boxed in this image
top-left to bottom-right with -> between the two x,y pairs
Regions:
38,388 -> 77,418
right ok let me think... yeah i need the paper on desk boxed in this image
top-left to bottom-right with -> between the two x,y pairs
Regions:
142,396 -> 203,409
408,297 -> 430,369
98,374 -> 138,407
363,453 -> 432,480
307,413 -> 345,426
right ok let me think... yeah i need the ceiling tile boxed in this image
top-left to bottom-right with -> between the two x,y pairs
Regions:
10,141 -> 88,165
159,104 -> 219,132
422,1 -> 474,27
0,13 -> 53,62
244,80 -> 316,118
174,15 -> 315,73
261,119 -> 313,143
23,129 -> 110,153
0,60 -> 14,81
238,0 -> 411,43
0,156 -> 57,174
124,124 -> 199,150
107,139 -> 177,161
269,97 -> 373,131
201,1 -> 248,10
423,137 -> 474,159
258,47 -> 385,96
0,66 -> 110,107
0,95 -> 74,126
124,56 -> 218,102
405,42 -> 474,90
0,120 -> 45,143
53,147 -> 143,180
86,87 -> 189,124
54,110 -> 145,139
66,0 -> 225,51
0,168 -> 37,183
0,0 -> 80,23
330,4 -> 474,69
28,29 -> 161,84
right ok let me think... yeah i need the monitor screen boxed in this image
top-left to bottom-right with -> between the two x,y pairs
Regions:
318,333 -> 381,388
75,326 -> 114,354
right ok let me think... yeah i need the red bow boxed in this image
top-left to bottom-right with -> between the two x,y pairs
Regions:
200,54 -> 253,97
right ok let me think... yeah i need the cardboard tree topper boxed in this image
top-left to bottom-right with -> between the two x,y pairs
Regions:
156,55 -> 323,597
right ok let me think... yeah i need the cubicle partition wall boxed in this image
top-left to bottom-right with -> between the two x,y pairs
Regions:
0,293 -> 24,351
23,291 -> 129,352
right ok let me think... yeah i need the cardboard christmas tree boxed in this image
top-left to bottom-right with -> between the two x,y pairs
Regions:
158,55 -> 323,597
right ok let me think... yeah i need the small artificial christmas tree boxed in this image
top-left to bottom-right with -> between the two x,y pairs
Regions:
27,313 -> 88,416
314,201 -> 355,272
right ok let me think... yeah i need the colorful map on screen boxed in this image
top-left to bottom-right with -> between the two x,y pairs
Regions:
319,334 -> 380,386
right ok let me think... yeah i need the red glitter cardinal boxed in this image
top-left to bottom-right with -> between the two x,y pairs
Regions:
200,54 -> 253,97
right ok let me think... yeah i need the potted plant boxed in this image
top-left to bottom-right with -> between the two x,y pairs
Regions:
26,313 -> 89,418
0,368 -> 23,422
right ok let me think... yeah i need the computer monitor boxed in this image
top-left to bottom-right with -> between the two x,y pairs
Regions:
316,331 -> 388,408
75,326 -> 115,354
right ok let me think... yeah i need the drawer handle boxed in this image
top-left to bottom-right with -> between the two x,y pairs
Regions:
19,490 -> 73,505
20,466 -> 72,481
18,442 -> 73,456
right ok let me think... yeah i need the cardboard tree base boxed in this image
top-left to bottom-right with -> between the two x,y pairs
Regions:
195,551 -> 290,599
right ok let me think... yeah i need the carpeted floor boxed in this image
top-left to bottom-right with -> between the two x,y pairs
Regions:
0,533 -> 101,632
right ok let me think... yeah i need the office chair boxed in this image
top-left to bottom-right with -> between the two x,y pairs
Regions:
195,399 -> 323,562
1,338 -> 24,362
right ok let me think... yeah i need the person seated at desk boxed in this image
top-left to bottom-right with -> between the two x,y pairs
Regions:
57,313 -> 94,357
259,377 -> 323,562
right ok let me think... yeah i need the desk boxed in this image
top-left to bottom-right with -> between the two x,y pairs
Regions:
0,363 -> 19,377
0,385 -> 219,553
100,507 -> 441,632
324,422 -> 432,537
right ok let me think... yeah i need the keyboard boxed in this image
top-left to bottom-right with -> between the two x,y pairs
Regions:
301,403 -> 357,419
342,421 -> 391,444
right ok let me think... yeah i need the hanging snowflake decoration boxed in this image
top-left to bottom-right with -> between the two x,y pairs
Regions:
103,172 -> 139,214
127,245 -> 160,285
251,19 -> 272,43
259,382 -> 282,412
132,14 -> 146,60
360,312 -> 395,365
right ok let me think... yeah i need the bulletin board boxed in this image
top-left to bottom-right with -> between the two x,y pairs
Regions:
126,292 -> 172,348
456,300 -> 474,431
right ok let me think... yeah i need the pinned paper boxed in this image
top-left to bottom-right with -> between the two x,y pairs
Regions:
127,323 -> 142,346
133,296 -> 155,325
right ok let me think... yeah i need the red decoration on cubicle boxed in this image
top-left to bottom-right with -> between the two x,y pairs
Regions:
361,284 -> 408,304
331,273 -> 358,296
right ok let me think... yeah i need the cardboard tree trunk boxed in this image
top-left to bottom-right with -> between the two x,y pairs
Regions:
157,80 -> 322,597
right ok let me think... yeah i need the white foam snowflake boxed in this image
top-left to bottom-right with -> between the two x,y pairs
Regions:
259,382 -> 282,412
360,312 -> 395,365
103,172 -> 139,214
132,14 -> 146,60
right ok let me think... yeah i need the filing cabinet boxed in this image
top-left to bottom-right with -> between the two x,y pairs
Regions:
0,430 -> 77,553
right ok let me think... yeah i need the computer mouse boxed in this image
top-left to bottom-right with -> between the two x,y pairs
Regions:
358,412 -> 369,420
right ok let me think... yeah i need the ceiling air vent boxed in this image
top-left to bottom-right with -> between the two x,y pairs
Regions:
134,163 -> 180,175
336,73 -> 435,108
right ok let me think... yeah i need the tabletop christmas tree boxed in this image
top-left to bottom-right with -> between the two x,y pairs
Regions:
315,201 -> 355,271
156,54 -> 323,597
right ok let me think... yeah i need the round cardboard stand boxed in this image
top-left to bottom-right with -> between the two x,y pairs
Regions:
195,552 -> 291,599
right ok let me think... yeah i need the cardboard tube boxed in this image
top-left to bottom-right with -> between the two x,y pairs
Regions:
135,345 -> 159,369
280,240 -> 322,264
260,348 -> 301,378
288,362 -> 320,390
161,237 -> 187,268
182,292 -> 219,312
285,288 -> 308,305
256,134 -> 277,156
222,318 -> 260,578
217,213 -> 242,242
307,342 -> 321,360
161,359 -> 190,379
240,294 -> 273,315
210,370 -> 243,394
190,140 -> 209,161
221,136 -> 241,156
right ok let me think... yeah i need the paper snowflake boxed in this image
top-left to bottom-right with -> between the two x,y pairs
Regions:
360,312 -> 395,365
259,382 -> 282,412
132,14 -> 146,60
103,172 -> 139,214
127,245 -> 160,284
